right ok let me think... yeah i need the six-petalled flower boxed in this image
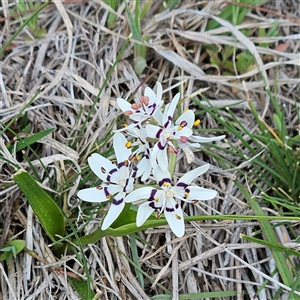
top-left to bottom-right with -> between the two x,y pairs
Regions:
125,164 -> 217,237
78,82 -> 225,237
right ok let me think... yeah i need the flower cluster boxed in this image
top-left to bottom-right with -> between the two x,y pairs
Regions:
78,82 -> 225,237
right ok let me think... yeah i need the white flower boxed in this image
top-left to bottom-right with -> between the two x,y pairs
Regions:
77,133 -> 137,230
117,82 -> 163,124
175,109 -> 226,148
146,93 -> 193,170
128,126 -> 152,181
125,164 -> 217,237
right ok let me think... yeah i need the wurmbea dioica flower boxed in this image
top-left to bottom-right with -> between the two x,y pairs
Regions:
117,82 -> 163,124
146,93 -> 193,170
125,164 -> 217,237
79,82 -> 224,237
77,133 -> 137,230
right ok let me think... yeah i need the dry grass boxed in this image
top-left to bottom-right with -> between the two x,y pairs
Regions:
1,1 -> 299,299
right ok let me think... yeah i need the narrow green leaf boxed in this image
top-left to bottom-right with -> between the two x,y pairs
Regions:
241,234 -> 300,258
7,128 -> 55,153
236,182 -> 299,298
12,169 -> 65,242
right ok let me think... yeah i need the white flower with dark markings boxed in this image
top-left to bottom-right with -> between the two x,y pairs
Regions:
117,82 -> 163,124
125,164 -> 217,237
146,92 -> 193,170
77,133 -> 137,230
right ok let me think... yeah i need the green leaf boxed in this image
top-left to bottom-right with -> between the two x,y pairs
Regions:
68,277 -> 96,300
12,169 -> 65,242
0,240 -> 26,262
7,128 -> 55,153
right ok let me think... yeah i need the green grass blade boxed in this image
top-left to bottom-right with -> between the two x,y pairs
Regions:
7,128 -> 55,153
0,1 -> 50,56
236,182 -> 299,297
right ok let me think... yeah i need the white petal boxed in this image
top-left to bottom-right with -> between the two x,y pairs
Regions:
144,86 -> 156,105
113,132 -> 131,163
175,110 -> 195,128
187,186 -> 217,201
189,134 -> 226,143
172,127 -> 193,139
156,82 -> 162,102
88,153 -> 115,181
77,187 -> 109,202
117,98 -> 132,112
164,201 -> 185,237
156,146 -> 168,171
136,202 -> 156,227
163,93 -> 180,124
101,194 -> 125,230
178,164 -> 210,185
146,124 -> 162,139
128,113 -> 147,122
125,187 -> 157,203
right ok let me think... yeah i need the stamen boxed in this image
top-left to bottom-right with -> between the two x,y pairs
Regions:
124,110 -> 133,116
179,136 -> 188,143
125,141 -> 132,149
175,214 -> 181,220
140,96 -> 149,106
101,167 -> 106,173
184,192 -> 189,198
96,186 -> 103,190
131,103 -> 142,110
194,119 -> 200,126
169,145 -> 179,154
192,200 -> 199,204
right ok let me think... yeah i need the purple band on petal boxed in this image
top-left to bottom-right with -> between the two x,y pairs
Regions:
131,167 -> 138,178
113,198 -> 123,205
158,177 -> 172,187
157,140 -> 166,150
104,187 -> 110,197
107,168 -> 117,182
149,189 -> 157,200
149,201 -> 156,209
164,116 -> 172,128
165,206 -> 174,212
165,202 -> 179,212
123,178 -> 130,192
156,128 -> 163,139
176,182 -> 188,188
149,103 -> 156,115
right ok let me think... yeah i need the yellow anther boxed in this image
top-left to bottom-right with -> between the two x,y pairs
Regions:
183,108 -> 189,112
194,119 -> 200,126
177,125 -> 183,130
175,214 -> 181,220
163,182 -> 170,187
184,192 -> 189,198
125,141 -> 132,149
154,197 -> 159,202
